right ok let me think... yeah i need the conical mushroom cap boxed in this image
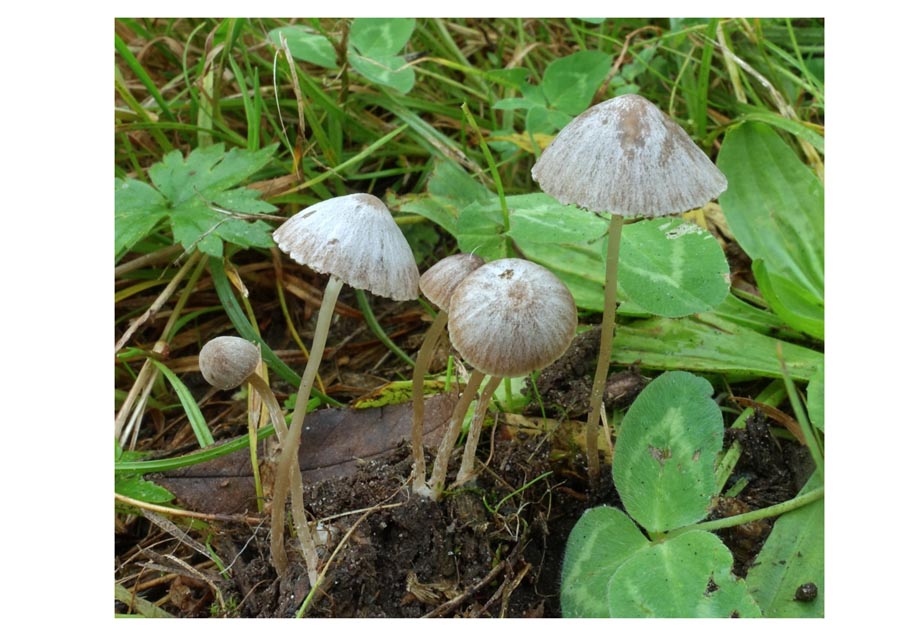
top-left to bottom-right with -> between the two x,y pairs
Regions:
448,259 -> 577,378
531,94 -> 727,217
199,336 -> 260,390
273,193 -> 419,300
419,253 -> 485,313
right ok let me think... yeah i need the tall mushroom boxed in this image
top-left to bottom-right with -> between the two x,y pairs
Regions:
411,253 -> 485,497
271,193 -> 419,581
428,258 -> 577,492
198,336 -> 314,581
531,93 -> 727,481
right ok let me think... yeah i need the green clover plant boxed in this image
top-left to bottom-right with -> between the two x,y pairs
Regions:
560,371 -> 824,617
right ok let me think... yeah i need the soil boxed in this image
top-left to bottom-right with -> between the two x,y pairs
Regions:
115,336 -> 813,617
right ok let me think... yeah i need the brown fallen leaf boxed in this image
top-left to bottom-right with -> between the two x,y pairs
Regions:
150,393 -> 458,514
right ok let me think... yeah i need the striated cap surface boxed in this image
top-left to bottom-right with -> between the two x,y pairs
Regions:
199,336 -> 261,390
419,253 -> 485,313
448,259 -> 577,378
273,193 -> 419,300
531,94 -> 727,216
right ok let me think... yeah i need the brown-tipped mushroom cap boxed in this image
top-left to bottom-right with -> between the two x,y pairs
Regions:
419,253 -> 486,313
272,193 -> 419,300
199,336 -> 261,390
448,259 -> 577,377
531,94 -> 727,217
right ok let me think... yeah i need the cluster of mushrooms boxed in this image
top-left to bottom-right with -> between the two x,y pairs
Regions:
197,94 -> 727,585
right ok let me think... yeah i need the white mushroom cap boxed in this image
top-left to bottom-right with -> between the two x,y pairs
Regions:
419,253 -> 485,313
531,94 -> 727,217
272,193 -> 419,300
199,336 -> 261,390
448,259 -> 577,378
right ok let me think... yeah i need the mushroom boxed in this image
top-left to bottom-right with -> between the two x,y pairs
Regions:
531,94 -> 727,481
411,253 -> 485,498
428,258 -> 577,492
198,336 -> 316,584
271,193 -> 418,581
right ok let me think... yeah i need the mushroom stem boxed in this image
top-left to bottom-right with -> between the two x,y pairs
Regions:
247,373 -> 311,582
428,369 -> 485,497
454,375 -> 503,487
410,310 -> 449,497
271,276 -> 344,584
586,213 -> 625,482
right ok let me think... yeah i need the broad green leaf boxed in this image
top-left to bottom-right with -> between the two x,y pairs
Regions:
733,108 -> 825,153
348,51 -> 416,93
519,240 -> 606,312
807,363 -> 824,431
718,122 -> 824,338
561,507 -> 648,618
114,178 -> 168,258
507,193 -> 608,244
754,259 -> 824,339
393,195 -> 457,235
613,372 -> 723,532
455,200 -> 506,260
426,160 -> 491,208
613,314 -> 823,381
349,18 -> 415,57
746,474 -> 824,617
268,25 -> 338,69
608,531 -> 762,617
615,218 -> 730,317
542,51 -> 612,116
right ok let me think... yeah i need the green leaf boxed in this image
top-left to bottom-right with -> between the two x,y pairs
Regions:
615,218 -> 731,317
608,531 -> 761,617
492,97 -> 541,111
542,51 -> 613,116
149,359 -> 215,447
118,144 -> 278,256
613,371 -> 723,533
507,193 -> 608,244
718,122 -> 824,339
115,472 -> 175,504
561,507 -> 648,617
807,363 -> 824,431
525,105 -> 572,135
115,178 -> 169,257
348,51 -> 416,93
349,18 -> 415,57
268,25 -> 338,69
746,474 -> 824,617
613,314 -> 823,381
456,200 -> 506,260
754,259 -> 824,339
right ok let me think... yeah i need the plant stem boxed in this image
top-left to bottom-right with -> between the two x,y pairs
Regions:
410,311 -> 449,497
355,288 -> 415,367
454,375 -> 503,487
271,276 -> 343,584
428,369 -> 485,497
585,213 -> 625,482
666,486 -> 824,540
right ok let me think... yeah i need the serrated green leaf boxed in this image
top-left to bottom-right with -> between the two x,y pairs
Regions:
348,51 -> 416,93
115,473 -> 176,504
615,218 -> 731,317
542,51 -> 612,116
212,188 -> 278,214
115,178 -> 169,257
268,25 -> 338,69
608,530 -> 761,617
561,506 -> 648,617
613,371 -> 723,533
746,473 -> 824,617
349,18 -> 415,57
